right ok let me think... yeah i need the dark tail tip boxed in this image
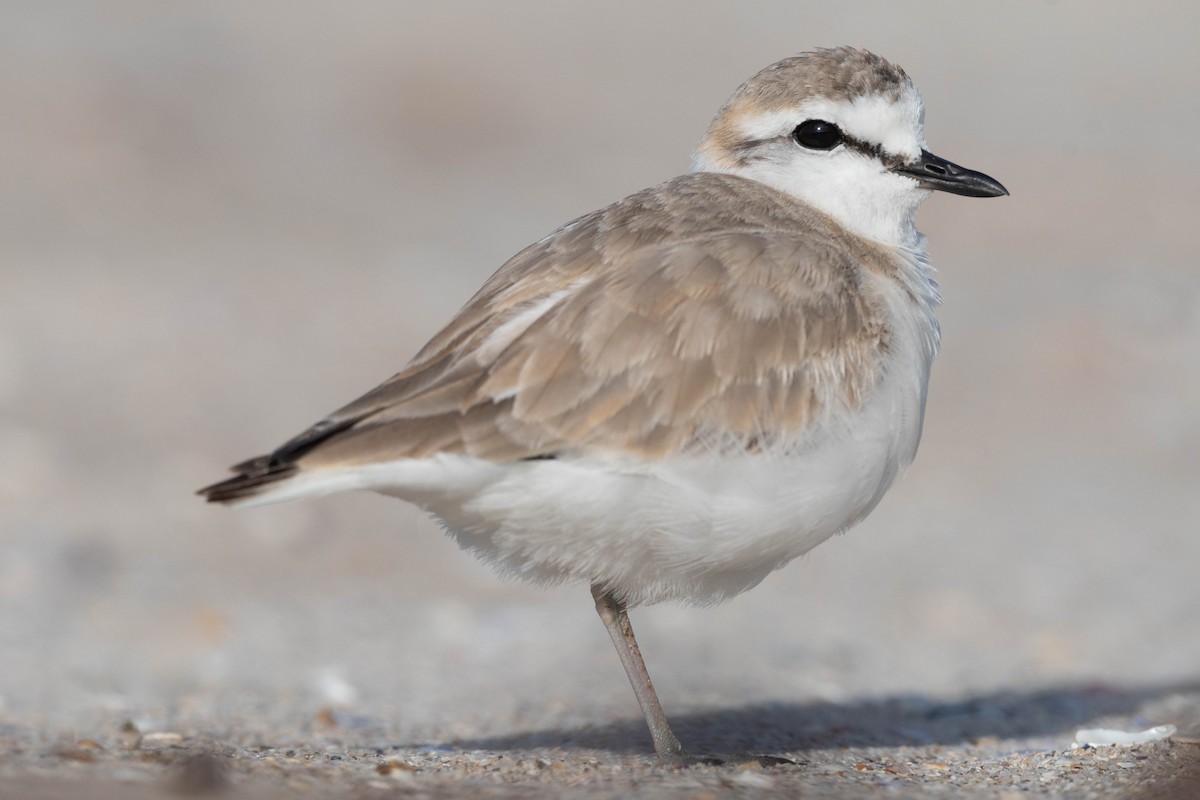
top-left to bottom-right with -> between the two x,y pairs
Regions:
197,458 -> 299,504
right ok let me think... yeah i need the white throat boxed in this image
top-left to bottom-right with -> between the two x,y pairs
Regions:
692,153 -> 930,248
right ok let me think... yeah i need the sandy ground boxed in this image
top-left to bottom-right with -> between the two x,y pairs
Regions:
2,2 -> 1199,797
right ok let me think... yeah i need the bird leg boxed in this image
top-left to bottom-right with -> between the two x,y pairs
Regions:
591,583 -> 684,762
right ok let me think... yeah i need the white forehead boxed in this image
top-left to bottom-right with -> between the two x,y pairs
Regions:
736,82 -> 926,160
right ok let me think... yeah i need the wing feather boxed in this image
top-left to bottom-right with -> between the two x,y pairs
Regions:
214,173 -> 895,487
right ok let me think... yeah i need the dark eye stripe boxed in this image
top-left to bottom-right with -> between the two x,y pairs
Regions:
731,126 -> 909,171
840,136 -> 908,170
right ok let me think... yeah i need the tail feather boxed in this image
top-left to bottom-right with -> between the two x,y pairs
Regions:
229,453 -> 273,474
202,409 -> 374,505
198,458 -> 299,504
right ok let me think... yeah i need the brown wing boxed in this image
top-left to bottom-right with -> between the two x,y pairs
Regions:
201,173 -> 891,502
290,242 -> 886,467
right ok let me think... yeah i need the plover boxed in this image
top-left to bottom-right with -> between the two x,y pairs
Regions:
200,47 -> 1007,762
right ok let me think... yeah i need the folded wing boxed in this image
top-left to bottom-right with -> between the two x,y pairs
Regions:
199,174 -> 889,503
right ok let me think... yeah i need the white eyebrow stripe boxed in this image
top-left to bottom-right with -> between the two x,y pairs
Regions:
734,87 -> 925,160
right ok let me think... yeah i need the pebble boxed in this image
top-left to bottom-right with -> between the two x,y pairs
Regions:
140,732 -> 184,747
376,759 -> 418,781
54,744 -> 98,763
116,720 -> 142,750
731,771 -> 774,788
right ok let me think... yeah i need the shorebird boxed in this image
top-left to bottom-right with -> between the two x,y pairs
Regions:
200,46 -> 1007,762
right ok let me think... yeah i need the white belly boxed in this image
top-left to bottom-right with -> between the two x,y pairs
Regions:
365,341 -> 930,606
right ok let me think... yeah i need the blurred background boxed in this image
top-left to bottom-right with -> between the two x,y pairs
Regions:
1,0 -> 1197,749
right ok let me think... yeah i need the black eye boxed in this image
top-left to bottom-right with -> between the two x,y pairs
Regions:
793,120 -> 843,150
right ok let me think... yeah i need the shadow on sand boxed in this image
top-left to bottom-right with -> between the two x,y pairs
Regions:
441,681 -> 1198,756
